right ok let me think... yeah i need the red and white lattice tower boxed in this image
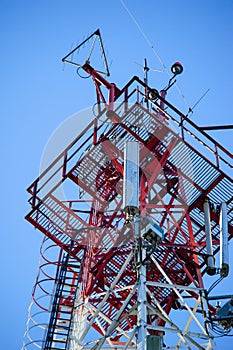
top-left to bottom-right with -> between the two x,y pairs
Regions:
22,30 -> 233,350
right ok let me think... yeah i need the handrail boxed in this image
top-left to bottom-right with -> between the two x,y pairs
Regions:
27,75 -> 232,209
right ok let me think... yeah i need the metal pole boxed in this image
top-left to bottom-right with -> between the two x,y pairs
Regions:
135,215 -> 147,350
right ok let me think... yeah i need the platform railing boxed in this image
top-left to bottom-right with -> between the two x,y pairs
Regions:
26,76 -> 232,210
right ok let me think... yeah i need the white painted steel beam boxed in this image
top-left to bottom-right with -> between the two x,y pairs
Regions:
93,284 -> 137,350
137,245 -> 147,350
146,281 -> 204,292
87,303 -> 137,344
79,251 -> 133,342
151,256 -> 208,336
145,291 -> 194,350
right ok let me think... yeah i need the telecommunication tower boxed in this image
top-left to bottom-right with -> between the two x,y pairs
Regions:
22,30 -> 233,350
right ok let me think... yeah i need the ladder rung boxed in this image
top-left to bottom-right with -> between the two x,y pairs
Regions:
48,338 -> 67,343
51,330 -> 69,336
57,319 -> 70,323
54,324 -> 70,330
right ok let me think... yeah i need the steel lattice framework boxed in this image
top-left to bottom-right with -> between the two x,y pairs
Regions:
23,56 -> 233,350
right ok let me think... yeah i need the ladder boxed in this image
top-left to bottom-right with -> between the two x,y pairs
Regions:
43,242 -> 80,350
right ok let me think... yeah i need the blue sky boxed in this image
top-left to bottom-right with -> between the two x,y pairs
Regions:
1,0 -> 233,349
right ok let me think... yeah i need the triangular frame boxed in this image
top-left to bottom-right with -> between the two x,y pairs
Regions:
62,29 -> 110,76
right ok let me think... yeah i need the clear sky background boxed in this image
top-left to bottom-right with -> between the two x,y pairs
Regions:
1,0 -> 233,349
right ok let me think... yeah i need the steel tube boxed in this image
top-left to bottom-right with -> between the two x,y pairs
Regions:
220,202 -> 229,277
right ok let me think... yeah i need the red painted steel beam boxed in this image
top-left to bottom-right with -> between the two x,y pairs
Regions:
106,110 -> 147,144
147,138 -> 177,194
82,62 -> 120,96
99,139 -> 124,175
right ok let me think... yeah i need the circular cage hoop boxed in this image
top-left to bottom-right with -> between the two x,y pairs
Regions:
76,67 -> 91,79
